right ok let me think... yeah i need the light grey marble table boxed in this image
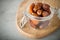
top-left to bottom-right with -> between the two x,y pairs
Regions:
0,0 -> 60,40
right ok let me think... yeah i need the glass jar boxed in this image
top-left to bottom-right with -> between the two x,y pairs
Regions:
23,1 -> 56,29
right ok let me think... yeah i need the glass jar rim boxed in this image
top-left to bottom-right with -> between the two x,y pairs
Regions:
24,7 -> 55,21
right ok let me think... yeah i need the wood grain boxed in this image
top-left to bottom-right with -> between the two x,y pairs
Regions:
16,0 -> 60,38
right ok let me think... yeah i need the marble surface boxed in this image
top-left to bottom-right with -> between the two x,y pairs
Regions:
0,0 -> 60,40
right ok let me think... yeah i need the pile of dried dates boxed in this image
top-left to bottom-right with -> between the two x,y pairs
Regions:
29,2 -> 51,17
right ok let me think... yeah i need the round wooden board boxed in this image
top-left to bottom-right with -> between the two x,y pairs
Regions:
16,0 -> 60,38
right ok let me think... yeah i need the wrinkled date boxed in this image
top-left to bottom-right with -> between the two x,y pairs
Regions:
43,4 -> 50,11
29,3 -> 35,14
33,3 -> 42,12
37,10 -> 43,15
29,20 -> 38,28
42,11 -> 49,17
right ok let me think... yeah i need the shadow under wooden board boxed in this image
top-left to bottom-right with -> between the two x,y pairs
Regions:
16,0 -> 60,38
